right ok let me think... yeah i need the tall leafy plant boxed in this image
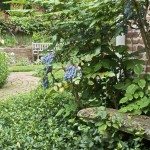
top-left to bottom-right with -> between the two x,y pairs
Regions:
46,0 -> 144,110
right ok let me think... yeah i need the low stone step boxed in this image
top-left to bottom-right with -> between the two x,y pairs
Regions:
77,107 -> 150,140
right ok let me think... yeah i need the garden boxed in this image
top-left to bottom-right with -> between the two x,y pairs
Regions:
0,0 -> 150,149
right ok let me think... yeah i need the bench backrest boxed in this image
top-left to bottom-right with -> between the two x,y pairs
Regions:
32,43 -> 51,55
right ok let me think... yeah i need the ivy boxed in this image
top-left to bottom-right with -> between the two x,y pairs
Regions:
119,75 -> 150,115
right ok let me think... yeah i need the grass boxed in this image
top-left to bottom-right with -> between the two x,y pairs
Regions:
9,63 -> 63,72
8,63 -> 65,82
33,63 -> 65,79
9,65 -> 43,72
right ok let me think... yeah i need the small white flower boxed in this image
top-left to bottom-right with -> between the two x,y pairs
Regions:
10,52 -> 15,56
0,39 -> 4,44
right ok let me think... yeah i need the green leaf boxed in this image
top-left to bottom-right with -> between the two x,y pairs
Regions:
138,79 -> 146,89
134,93 -> 139,99
89,19 -> 98,28
125,94 -> 133,100
126,84 -> 138,95
146,74 -> 150,81
112,123 -> 119,129
94,47 -> 101,55
123,59 -> 144,70
101,59 -> 111,69
134,64 -> 143,75
98,124 -> 107,133
138,91 -> 144,98
104,71 -> 115,77
100,111 -> 107,120
132,110 -> 142,115
94,63 -> 102,72
88,80 -> 94,85
55,108 -> 64,117
119,103 -> 134,112
114,83 -> 125,90
120,97 -> 128,104
137,97 -> 149,109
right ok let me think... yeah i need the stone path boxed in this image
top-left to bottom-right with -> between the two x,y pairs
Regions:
0,72 -> 40,100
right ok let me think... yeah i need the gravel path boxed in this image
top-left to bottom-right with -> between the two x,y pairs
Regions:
0,72 -> 40,100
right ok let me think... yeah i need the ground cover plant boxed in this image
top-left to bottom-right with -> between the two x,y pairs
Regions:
0,89 -> 149,149
0,52 -> 8,88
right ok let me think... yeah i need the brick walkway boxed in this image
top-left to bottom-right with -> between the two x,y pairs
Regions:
0,72 -> 40,100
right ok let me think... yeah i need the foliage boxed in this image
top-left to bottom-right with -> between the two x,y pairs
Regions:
8,54 -> 31,67
1,0 -> 150,148
0,0 -> 10,10
0,10 -> 50,34
119,70 -> 150,115
0,89 -> 149,149
14,57 -> 31,66
32,32 -> 49,43
1,34 -> 16,47
0,15 -> 50,46
44,0 -> 149,112
0,33 -> 32,47
29,0 -> 50,9
0,52 -> 8,88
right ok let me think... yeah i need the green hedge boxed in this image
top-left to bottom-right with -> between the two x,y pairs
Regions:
0,52 -> 8,88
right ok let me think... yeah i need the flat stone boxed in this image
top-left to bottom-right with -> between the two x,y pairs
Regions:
78,107 -> 150,140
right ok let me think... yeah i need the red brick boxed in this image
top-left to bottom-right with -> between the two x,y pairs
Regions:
132,45 -> 137,51
3,48 -> 32,61
132,39 -> 139,44
137,45 -> 144,51
145,66 -> 150,72
126,39 -> 132,44
138,39 -> 144,44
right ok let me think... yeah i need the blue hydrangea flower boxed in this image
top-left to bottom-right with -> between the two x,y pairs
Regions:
41,52 -> 55,66
64,65 -> 77,81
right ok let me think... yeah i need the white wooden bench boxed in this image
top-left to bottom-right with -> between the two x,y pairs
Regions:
32,42 -> 51,60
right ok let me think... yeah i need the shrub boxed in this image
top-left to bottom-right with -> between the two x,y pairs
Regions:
0,52 -> 8,88
15,57 -> 31,66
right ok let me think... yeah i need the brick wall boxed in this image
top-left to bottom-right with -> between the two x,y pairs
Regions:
126,27 -> 150,72
2,47 -> 32,61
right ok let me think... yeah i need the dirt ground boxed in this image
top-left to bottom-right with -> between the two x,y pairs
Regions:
0,72 -> 40,100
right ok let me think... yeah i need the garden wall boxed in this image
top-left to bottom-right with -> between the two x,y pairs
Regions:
126,27 -> 150,72
2,47 -> 32,61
